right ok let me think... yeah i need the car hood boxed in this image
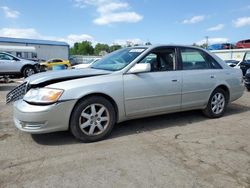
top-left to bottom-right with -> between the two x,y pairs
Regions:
21,59 -> 37,65
72,64 -> 90,69
25,68 -> 112,86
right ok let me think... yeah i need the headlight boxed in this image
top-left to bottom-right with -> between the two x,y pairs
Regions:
23,88 -> 64,104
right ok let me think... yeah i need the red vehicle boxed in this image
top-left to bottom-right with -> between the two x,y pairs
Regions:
236,39 -> 250,48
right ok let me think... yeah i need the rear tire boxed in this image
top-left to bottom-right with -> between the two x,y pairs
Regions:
23,66 -> 35,78
203,88 -> 227,118
70,96 -> 116,142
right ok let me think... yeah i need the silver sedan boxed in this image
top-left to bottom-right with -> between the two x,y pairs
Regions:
8,45 -> 244,142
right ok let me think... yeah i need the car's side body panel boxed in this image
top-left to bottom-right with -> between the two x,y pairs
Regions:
180,69 -> 219,109
48,74 -> 126,122
123,71 -> 182,117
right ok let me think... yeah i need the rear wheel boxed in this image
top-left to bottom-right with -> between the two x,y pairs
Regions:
23,66 -> 35,77
203,88 -> 227,118
70,96 -> 116,142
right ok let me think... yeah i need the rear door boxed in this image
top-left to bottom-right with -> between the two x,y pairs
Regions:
123,47 -> 182,117
179,47 -> 223,109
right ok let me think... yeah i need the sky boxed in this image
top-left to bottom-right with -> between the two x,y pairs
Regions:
0,0 -> 250,46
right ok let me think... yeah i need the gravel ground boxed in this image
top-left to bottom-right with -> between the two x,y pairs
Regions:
0,80 -> 250,188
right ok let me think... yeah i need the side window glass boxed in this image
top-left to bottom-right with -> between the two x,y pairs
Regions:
138,49 -> 175,72
181,48 -> 210,70
0,54 -> 4,60
0,54 -> 13,60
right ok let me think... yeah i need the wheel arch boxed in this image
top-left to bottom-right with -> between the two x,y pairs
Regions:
213,84 -> 230,104
20,64 -> 34,73
70,92 -> 119,124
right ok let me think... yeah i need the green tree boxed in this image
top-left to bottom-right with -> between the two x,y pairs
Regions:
94,43 -> 110,55
69,41 -> 94,55
109,45 -> 122,52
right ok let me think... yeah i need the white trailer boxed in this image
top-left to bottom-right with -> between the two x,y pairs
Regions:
0,45 -> 36,59
210,48 -> 250,61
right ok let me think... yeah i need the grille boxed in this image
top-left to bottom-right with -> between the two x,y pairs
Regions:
6,82 -> 28,104
245,77 -> 250,82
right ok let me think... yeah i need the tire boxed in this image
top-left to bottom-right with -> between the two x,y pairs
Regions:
70,96 -> 116,142
23,66 -> 35,78
246,87 -> 250,91
203,88 -> 228,118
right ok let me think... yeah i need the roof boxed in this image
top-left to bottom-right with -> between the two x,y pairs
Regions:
0,45 -> 36,52
0,37 -> 69,47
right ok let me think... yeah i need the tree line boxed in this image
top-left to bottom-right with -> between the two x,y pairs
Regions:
70,41 -> 123,56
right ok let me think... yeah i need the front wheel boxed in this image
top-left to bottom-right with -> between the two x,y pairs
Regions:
203,88 -> 227,118
70,96 -> 116,142
23,66 -> 35,78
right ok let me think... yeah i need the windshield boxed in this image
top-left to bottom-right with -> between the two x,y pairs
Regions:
90,48 -> 146,71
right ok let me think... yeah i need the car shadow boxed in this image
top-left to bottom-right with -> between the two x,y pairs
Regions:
31,103 -> 250,146
0,85 -> 16,91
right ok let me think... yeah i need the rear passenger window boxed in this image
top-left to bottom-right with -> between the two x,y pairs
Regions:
180,48 -> 221,70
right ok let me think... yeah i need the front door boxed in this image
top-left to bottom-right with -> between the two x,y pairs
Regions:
123,47 -> 182,117
0,53 -> 22,73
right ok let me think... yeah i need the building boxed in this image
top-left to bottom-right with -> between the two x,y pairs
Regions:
0,37 -> 69,60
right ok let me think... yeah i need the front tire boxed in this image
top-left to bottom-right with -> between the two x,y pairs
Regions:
23,66 -> 35,77
203,88 -> 227,118
70,96 -> 116,142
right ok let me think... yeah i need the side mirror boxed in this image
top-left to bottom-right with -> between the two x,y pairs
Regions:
127,63 -> 151,74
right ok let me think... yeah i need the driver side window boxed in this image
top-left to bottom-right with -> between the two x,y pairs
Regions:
138,49 -> 175,72
0,53 -> 13,60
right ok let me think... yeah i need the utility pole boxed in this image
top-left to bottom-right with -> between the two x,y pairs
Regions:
205,36 -> 209,49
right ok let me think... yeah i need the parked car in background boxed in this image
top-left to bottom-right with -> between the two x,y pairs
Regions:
239,52 -> 250,76
8,45 -> 244,142
40,58 -> 71,70
208,43 -> 235,50
69,56 -> 78,66
236,39 -> 250,49
0,52 -> 39,77
72,58 -> 101,69
244,69 -> 250,91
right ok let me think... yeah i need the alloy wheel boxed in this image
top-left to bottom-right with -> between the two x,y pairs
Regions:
78,103 -> 110,136
211,93 -> 225,115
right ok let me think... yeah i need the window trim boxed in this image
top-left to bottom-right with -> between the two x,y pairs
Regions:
135,47 -> 178,73
178,47 -> 222,70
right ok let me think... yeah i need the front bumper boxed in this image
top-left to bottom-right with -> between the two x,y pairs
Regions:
13,99 -> 77,134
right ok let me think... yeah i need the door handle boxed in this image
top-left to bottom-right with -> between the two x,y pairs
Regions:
172,79 -> 178,82
210,75 -> 215,78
